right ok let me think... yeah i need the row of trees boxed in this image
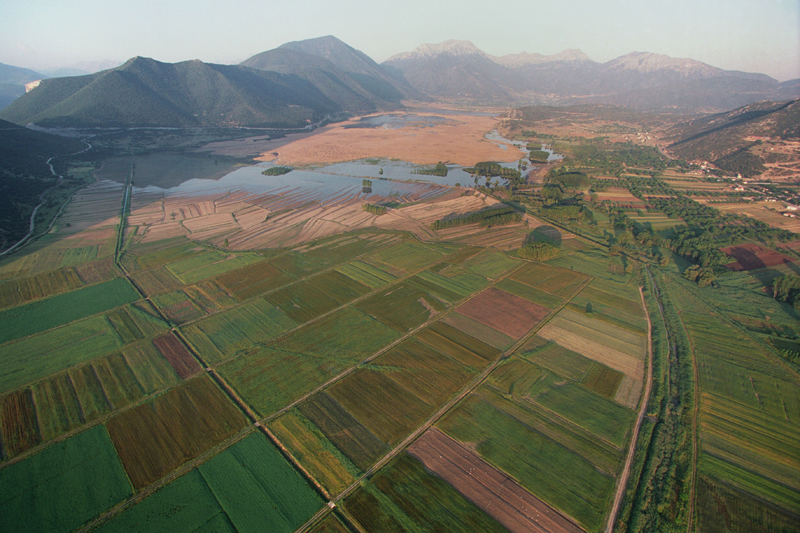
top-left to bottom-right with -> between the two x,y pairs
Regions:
430,206 -> 518,230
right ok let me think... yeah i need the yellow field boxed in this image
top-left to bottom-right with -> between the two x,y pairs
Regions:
537,322 -> 645,380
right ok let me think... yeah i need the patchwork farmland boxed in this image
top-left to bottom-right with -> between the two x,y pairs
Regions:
0,210 -> 650,533
1,139 -> 796,533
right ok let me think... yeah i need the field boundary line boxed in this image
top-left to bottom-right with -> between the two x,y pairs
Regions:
605,285 -> 654,533
518,396 -> 624,458
666,270 -> 800,384
0,371 -> 205,473
76,426 -> 256,532
258,258 -> 530,425
296,265 -> 593,532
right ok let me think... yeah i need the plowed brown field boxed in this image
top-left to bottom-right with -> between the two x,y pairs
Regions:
409,428 -> 584,533
456,287 -> 550,339
720,242 -> 795,271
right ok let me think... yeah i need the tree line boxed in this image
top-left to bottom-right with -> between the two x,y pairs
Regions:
431,206 -> 521,230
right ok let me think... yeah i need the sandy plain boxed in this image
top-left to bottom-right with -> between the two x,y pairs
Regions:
254,112 -> 525,166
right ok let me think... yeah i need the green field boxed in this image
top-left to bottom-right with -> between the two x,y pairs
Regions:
129,265 -> 183,297
0,315 -> 125,394
270,233 -> 401,278
215,260 -> 294,299
461,249 -> 520,279
266,281 -> 343,323
438,394 -> 614,532
476,385 -> 623,475
355,282 -> 447,333
271,307 -> 399,362
121,239 -> 200,272
219,346 -> 346,417
581,363 -> 625,399
520,339 -> 587,378
509,261 -> 588,297
0,425 -> 132,533
152,289 -> 205,325
306,270 -> 372,304
406,269 -> 487,302
415,322 -> 499,369
373,337 -> 476,405
0,267 -> 84,309
166,250 -> 262,285
0,277 -> 140,344
336,260 -> 396,289
528,372 -> 635,448
495,277 -> 563,308
369,241 -> 448,272
182,298 -> 298,363
442,312 -> 515,350
106,301 -> 169,343
100,432 -> 323,533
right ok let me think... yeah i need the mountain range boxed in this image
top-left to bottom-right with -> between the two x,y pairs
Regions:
383,40 -> 798,111
0,36 -> 797,128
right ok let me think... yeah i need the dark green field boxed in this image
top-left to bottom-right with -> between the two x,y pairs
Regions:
0,277 -> 140,344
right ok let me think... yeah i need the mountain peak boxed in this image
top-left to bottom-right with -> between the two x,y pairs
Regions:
386,40 -> 486,62
276,35 -> 385,77
605,52 -> 721,77
279,35 -> 351,55
494,48 -> 593,67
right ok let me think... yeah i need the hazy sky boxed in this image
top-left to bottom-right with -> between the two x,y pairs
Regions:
1,0 -> 798,80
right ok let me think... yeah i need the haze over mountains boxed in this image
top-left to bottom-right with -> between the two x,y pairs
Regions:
1,36 -> 797,128
384,39 -> 797,111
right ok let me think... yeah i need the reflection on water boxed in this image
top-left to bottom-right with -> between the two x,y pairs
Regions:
485,130 -> 564,165
131,127 -> 563,207
136,156 -> 506,208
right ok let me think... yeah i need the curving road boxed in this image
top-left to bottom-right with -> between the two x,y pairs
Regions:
0,140 -> 92,256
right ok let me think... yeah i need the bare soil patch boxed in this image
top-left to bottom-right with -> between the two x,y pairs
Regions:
409,428 -> 584,533
259,112 -> 524,167
457,287 -> 550,339
152,333 -> 201,379
720,242 -> 796,271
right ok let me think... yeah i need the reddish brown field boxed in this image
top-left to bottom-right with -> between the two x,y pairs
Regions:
0,389 -> 41,459
106,376 -> 247,489
409,428 -> 584,533
456,287 -> 550,339
152,334 -> 202,379
720,243 -> 796,271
